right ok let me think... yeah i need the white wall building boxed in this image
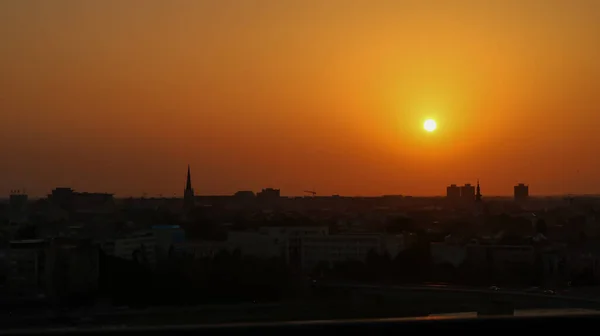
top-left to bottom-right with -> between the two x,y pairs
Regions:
299,234 -> 405,270
174,227 -> 328,260
430,241 -> 536,270
173,226 -> 407,271
255,226 -> 328,262
102,231 -> 157,266
151,225 -> 185,259
5,240 -> 47,294
430,242 -> 467,267
173,240 -> 229,259
257,226 -> 328,242
227,231 -> 281,258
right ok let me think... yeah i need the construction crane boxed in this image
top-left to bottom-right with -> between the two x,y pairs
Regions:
564,194 -> 574,205
304,190 -> 316,197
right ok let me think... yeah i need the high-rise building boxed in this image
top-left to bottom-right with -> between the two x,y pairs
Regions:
514,183 -> 529,202
446,184 -> 461,201
461,184 -> 475,202
183,165 -> 195,211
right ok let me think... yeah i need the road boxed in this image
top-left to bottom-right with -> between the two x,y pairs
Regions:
312,281 -> 600,311
3,282 -> 600,329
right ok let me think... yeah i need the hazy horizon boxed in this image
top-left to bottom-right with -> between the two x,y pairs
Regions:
2,1 -> 599,197
0,193 -> 590,199
0,183 -> 591,199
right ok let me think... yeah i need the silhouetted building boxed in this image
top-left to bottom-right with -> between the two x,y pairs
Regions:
461,184 -> 475,202
475,180 -> 482,202
183,165 -> 195,211
48,188 -> 114,212
446,184 -> 461,201
101,231 -> 157,266
9,191 -> 28,212
6,239 -> 47,297
3,238 -> 97,302
514,183 -> 529,202
49,188 -> 76,208
8,191 -> 29,223
45,237 -> 99,303
234,191 -> 256,199
257,188 -> 280,199
152,225 -> 186,260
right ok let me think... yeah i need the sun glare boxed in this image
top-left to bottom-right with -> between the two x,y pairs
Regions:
424,119 -> 437,132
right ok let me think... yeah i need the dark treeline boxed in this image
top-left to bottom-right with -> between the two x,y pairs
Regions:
88,240 -> 599,308
318,245 -> 598,288
98,249 -> 297,307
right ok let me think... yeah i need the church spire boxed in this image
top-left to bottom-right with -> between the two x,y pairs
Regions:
475,179 -> 482,202
186,164 -> 192,192
184,164 -> 195,211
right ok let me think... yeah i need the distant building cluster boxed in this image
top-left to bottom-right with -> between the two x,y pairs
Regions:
2,164 -> 600,309
446,182 -> 530,203
445,181 -> 482,209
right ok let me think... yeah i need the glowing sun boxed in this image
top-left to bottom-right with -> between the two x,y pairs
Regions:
424,119 -> 437,132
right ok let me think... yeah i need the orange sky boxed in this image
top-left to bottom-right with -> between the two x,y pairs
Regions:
1,0 -> 599,197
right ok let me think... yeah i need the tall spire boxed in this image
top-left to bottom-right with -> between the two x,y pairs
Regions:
186,164 -> 192,192
475,179 -> 482,202
184,164 -> 195,211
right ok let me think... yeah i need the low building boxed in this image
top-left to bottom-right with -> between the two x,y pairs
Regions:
5,239 -> 47,298
45,237 -> 99,302
430,242 -> 467,267
101,231 -> 157,266
299,234 -> 403,270
173,227 -> 404,272
152,225 -> 185,259
3,238 -> 99,302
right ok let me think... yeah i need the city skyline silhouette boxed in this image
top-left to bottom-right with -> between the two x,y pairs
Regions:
1,1 -> 599,196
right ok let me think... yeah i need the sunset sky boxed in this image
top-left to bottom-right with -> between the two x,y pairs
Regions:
1,0 -> 599,197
